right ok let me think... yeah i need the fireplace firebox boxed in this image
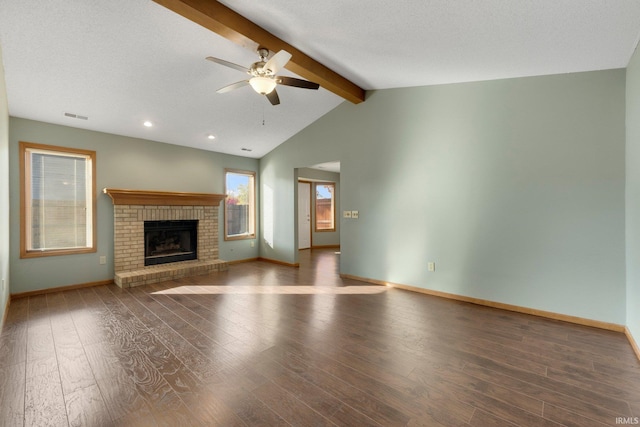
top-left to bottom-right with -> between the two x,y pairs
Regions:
144,220 -> 198,266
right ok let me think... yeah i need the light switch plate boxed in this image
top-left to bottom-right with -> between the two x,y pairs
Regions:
351,210 -> 359,219
343,211 -> 352,218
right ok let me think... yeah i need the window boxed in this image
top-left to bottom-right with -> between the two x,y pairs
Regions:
20,141 -> 96,258
225,169 -> 256,240
314,182 -> 335,232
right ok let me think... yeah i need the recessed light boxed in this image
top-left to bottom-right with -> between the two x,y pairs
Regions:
207,134 -> 215,140
143,121 -> 153,127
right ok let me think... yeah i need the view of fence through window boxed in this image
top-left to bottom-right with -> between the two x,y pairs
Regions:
315,182 -> 335,231
225,170 -> 255,239
21,143 -> 95,255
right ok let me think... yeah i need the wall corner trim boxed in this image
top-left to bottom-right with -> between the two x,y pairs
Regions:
257,257 -> 300,268
625,327 -> 640,362
1,295 -> 9,330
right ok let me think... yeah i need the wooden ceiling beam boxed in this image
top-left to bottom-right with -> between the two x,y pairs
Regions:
152,0 -> 365,104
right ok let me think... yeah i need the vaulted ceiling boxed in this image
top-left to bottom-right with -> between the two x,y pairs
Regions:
1,1 -> 640,158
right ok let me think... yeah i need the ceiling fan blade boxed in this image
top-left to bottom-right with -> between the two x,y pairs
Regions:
217,80 -> 250,93
264,50 -> 292,74
206,56 -> 250,73
266,89 -> 280,106
277,76 -> 320,90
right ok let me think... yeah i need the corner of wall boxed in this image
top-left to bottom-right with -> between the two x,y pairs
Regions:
0,42 -> 11,329
625,39 -> 640,359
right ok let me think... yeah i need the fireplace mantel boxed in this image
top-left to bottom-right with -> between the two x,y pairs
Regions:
103,188 -> 226,206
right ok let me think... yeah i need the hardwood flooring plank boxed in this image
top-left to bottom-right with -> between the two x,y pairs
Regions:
264,345 -> 411,426
26,294 -> 49,324
181,389 -> 247,427
252,379 -> 337,426
106,285 -> 228,382
144,285 -> 241,347
543,402 -> 612,427
276,336 -> 476,424
26,354 -> 58,379
126,287 -> 239,374
463,362 -> 627,425
50,317 -> 97,395
24,369 -> 68,427
0,326 -> 27,370
151,401 -> 204,427
84,287 -> 188,419
84,341 -> 151,421
26,321 -> 55,363
471,353 -> 632,415
1,296 -> 28,336
0,362 -> 25,427
241,352 -> 381,426
409,362 -> 561,427
251,355 -> 346,418
63,292 -> 110,346
524,332 -> 634,363
112,407 -> 158,427
547,365 -> 640,403
65,384 -> 111,427
128,287 -> 239,356
467,408 -> 519,427
200,378 -> 290,427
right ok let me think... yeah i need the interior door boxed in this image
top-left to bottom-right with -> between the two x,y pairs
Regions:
298,181 -> 311,249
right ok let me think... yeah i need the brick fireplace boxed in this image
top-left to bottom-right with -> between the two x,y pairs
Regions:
103,188 -> 228,288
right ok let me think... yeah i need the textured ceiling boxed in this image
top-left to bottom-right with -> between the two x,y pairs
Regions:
1,1 -> 640,158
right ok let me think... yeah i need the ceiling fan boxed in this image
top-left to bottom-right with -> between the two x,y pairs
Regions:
206,47 -> 320,106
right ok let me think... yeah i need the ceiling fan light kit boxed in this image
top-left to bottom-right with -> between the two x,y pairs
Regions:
206,47 -> 320,105
249,76 -> 277,94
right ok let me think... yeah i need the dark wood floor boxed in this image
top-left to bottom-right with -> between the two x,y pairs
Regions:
1,249 -> 639,426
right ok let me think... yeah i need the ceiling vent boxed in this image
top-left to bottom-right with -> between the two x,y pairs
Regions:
64,112 -> 88,120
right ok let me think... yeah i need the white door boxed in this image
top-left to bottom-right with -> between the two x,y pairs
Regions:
298,181 -> 311,249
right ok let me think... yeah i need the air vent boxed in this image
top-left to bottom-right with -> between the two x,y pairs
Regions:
64,112 -> 88,120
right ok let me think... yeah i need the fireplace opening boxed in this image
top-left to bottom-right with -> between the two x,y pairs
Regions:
144,220 -> 198,266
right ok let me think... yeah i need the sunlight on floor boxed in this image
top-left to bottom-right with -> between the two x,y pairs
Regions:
152,285 -> 387,295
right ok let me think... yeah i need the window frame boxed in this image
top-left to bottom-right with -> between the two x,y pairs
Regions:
224,168 -> 256,241
314,182 -> 336,232
19,141 -> 97,258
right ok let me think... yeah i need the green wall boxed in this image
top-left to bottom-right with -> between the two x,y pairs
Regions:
261,69 -> 627,324
627,44 -> 640,343
8,118 -> 259,293
0,45 -> 9,325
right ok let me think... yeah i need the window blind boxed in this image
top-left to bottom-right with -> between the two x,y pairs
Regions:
28,150 -> 92,250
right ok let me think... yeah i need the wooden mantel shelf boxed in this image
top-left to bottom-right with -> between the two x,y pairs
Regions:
103,188 -> 226,206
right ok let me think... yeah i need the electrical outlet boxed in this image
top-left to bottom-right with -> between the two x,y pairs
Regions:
428,262 -> 435,272
99,256 -> 107,265
351,210 -> 359,219
343,211 -> 352,218
250,241 -> 255,248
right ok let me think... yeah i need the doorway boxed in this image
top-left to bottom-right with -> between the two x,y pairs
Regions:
298,181 -> 311,249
